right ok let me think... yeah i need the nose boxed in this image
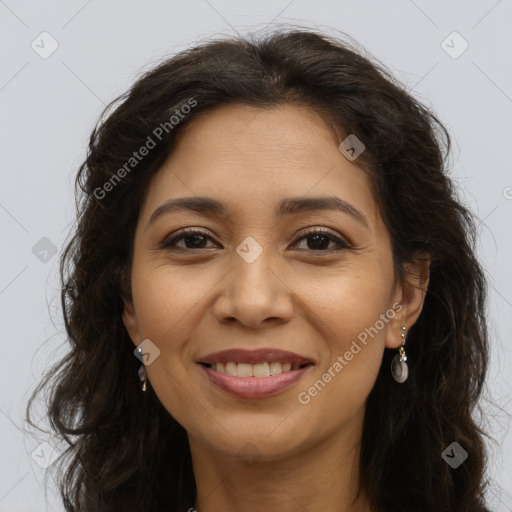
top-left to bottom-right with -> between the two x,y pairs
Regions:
212,247 -> 295,330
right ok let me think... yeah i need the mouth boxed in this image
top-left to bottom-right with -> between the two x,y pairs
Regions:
196,348 -> 315,398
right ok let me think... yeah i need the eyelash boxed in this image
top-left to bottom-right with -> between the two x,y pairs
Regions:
159,227 -> 353,254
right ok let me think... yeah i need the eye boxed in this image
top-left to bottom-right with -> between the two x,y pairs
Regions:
291,227 -> 352,252
159,228 -> 217,251
159,227 -> 353,253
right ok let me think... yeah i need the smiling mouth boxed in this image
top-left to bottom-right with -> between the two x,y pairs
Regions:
199,361 -> 313,377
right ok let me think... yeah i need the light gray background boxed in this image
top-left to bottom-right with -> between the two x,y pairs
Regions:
1,1 -> 511,510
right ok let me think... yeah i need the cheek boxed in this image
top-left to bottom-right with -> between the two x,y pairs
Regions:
306,262 -> 394,343
298,263 -> 394,398
129,265 -> 209,422
131,263 -> 212,341
297,299 -> 390,422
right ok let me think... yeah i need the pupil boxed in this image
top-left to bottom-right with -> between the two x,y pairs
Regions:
186,235 -> 206,248
308,234 -> 329,250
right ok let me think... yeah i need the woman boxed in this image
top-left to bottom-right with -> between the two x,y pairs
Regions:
26,28 -> 492,511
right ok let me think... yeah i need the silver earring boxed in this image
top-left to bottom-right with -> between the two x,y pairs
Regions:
137,347 -> 148,392
391,325 -> 408,383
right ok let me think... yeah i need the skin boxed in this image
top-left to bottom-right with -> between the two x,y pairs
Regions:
122,103 -> 430,512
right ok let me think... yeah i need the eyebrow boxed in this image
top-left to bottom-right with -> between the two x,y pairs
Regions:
147,195 -> 369,229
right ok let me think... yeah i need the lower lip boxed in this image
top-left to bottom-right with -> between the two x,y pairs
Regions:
198,364 -> 312,398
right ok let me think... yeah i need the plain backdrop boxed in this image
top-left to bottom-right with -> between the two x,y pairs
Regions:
0,1 -> 511,510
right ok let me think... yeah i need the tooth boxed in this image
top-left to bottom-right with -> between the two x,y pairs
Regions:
269,362 -> 283,375
214,361 -> 301,376
225,362 -> 237,376
253,362 -> 270,377
237,363 -> 253,377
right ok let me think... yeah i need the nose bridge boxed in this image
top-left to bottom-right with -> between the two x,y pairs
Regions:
213,236 -> 294,328
234,240 -> 274,298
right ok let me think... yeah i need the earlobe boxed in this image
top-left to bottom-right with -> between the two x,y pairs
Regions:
122,300 -> 139,346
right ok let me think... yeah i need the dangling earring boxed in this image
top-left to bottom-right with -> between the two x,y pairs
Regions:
137,347 -> 148,392
391,325 -> 408,383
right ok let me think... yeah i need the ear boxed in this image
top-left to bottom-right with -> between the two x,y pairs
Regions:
122,299 -> 140,347
385,252 -> 430,350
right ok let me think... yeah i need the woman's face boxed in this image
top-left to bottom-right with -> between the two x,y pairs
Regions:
123,103 -> 424,461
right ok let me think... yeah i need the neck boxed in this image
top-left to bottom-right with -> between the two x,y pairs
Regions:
189,410 -> 372,512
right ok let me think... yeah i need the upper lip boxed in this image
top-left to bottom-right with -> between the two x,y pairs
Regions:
198,348 -> 314,366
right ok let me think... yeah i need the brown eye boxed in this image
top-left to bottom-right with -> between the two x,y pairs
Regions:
292,228 -> 352,252
160,229 -> 217,250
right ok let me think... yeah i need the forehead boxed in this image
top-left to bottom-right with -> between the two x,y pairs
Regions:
140,103 -> 379,226
172,103 -> 342,163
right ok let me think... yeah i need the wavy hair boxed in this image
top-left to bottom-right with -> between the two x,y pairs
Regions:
26,28 -> 491,511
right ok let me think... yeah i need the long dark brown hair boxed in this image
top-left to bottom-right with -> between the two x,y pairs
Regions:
26,28 -> 492,511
